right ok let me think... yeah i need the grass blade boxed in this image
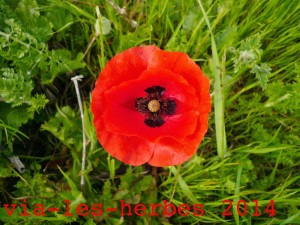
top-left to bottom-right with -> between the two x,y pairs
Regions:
197,0 -> 227,159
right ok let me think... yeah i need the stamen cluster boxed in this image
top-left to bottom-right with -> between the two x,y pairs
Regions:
135,86 -> 176,127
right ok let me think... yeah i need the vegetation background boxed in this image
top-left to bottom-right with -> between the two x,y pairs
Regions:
0,0 -> 299,224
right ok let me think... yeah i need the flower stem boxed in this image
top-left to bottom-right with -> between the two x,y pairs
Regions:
71,75 -> 87,189
197,0 -> 227,159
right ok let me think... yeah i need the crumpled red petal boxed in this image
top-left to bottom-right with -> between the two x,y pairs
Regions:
148,48 -> 211,113
92,45 -> 159,115
102,68 -> 199,142
94,119 -> 153,166
94,118 -> 201,166
147,137 -> 197,166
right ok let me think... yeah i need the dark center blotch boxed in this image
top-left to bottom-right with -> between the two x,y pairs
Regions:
164,100 -> 176,115
135,85 -> 176,128
145,86 -> 165,94
145,117 -> 164,127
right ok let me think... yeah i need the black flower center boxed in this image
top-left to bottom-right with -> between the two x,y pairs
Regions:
135,85 -> 176,128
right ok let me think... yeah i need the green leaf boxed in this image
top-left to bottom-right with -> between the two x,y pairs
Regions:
132,175 -> 154,193
57,166 -> 80,197
0,0 -> 15,29
47,6 -> 75,32
0,165 -> 17,178
95,16 -> 112,36
232,34 -> 263,73
31,16 -> 53,42
41,106 -> 82,149
27,93 -> 48,113
251,63 -> 271,89
7,0 -> 52,41
15,0 -> 40,20
40,50 -> 85,84
0,68 -> 33,107
0,103 -> 34,128
102,179 -> 113,202
240,33 -> 261,50
0,206 -> 23,221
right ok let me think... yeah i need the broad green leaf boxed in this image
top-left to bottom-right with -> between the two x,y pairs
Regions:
95,16 -> 112,35
0,103 -> 34,128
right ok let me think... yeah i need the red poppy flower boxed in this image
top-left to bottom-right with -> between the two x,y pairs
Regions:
91,46 -> 211,166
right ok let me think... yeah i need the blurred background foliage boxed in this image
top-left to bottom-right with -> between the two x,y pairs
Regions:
0,0 -> 299,224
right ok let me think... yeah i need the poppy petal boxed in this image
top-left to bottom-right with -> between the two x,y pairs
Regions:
147,137 -> 198,166
148,48 -> 211,112
97,45 -> 159,90
102,68 -> 200,141
92,45 -> 159,115
148,113 -> 209,166
94,119 -> 153,166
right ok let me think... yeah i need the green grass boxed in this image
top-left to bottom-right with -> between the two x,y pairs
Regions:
0,0 -> 300,224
